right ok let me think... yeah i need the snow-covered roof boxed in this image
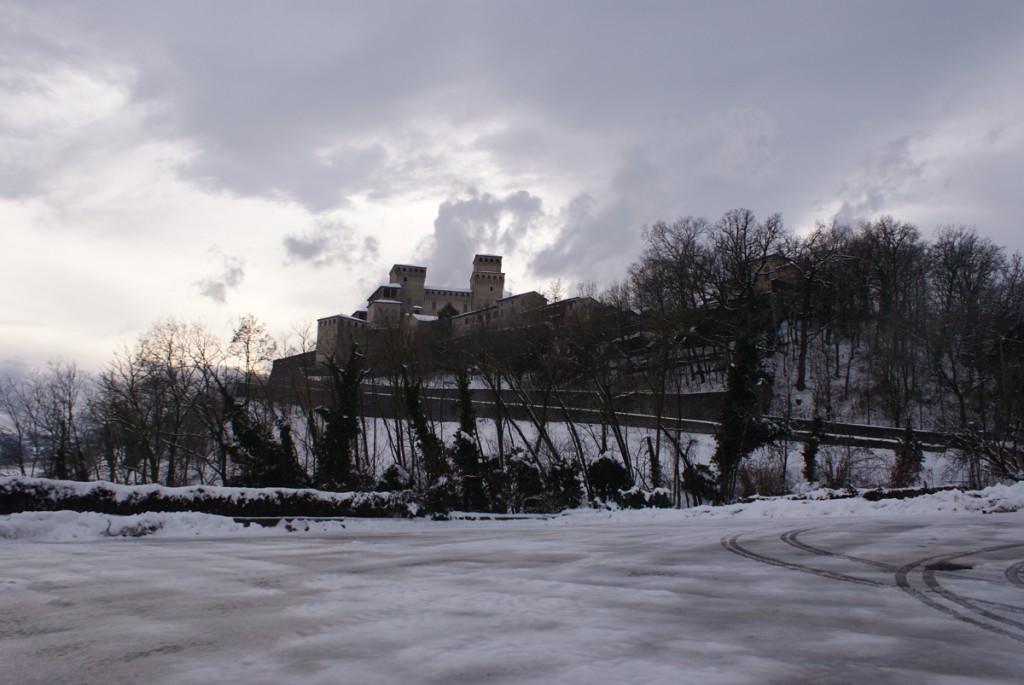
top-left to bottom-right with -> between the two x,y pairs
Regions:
318,313 -> 367,324
424,286 -> 471,294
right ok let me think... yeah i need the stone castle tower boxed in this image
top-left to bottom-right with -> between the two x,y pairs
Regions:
470,254 -> 505,311
388,264 -> 427,309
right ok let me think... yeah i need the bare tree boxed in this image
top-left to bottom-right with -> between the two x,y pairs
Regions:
630,218 -> 713,320
788,218 -> 852,392
854,216 -> 927,426
0,373 -> 32,475
94,320 -> 206,485
17,360 -> 94,480
925,225 -> 1006,430
545,278 -> 564,303
709,208 -> 787,313
229,313 -> 278,413
187,322 -> 233,483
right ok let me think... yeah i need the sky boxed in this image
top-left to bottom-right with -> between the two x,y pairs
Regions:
2,1 -> 1023,374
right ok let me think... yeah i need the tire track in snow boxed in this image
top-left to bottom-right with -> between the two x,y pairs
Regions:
1005,561 -> 1024,591
779,529 -> 989,583
721,532 -> 886,588
779,528 -> 897,571
896,543 -> 1024,644
724,529 -> 1024,643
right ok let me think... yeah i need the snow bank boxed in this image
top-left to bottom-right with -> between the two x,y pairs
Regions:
535,482 -> 1024,527
0,510 -> 353,542
4,482 -> 1022,542
620,481 -> 1024,520
0,510 -> 246,541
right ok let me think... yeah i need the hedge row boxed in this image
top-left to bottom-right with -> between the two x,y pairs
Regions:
0,477 -> 416,518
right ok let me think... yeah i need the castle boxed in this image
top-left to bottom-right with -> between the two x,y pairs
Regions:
267,252 -> 600,400
314,254 -> 562,366
366,253 -> 506,324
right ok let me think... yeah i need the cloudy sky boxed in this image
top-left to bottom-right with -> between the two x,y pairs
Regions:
2,1 -> 1023,373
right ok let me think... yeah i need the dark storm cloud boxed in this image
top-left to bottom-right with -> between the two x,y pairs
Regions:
283,220 -> 379,268
533,145 -> 677,286
53,2 -> 487,211
5,0 -> 1024,252
533,194 -> 644,289
833,135 -> 928,226
0,6 -> 113,200
283,232 -> 332,264
197,250 -> 245,303
421,189 -> 544,286
1,2 -> 470,206
7,0 -> 1024,376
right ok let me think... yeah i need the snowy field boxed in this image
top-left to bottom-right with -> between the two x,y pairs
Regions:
3,487 -> 1024,685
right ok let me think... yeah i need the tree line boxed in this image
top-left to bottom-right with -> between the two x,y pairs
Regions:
2,210 -> 1023,510
623,212 -> 1024,494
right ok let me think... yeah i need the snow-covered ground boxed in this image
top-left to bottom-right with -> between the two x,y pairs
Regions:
3,486 -> 1024,684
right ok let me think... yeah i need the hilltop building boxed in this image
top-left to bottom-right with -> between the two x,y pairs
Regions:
314,254 -> 557,366
269,252 -> 611,404
363,253 -> 506,327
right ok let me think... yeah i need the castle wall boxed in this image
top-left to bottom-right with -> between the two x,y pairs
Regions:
423,288 -> 472,314
316,314 -> 367,366
450,290 -> 548,337
497,291 -> 547,328
366,299 -> 401,327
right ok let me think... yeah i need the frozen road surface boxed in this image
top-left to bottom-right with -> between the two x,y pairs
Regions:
2,501 -> 1024,684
